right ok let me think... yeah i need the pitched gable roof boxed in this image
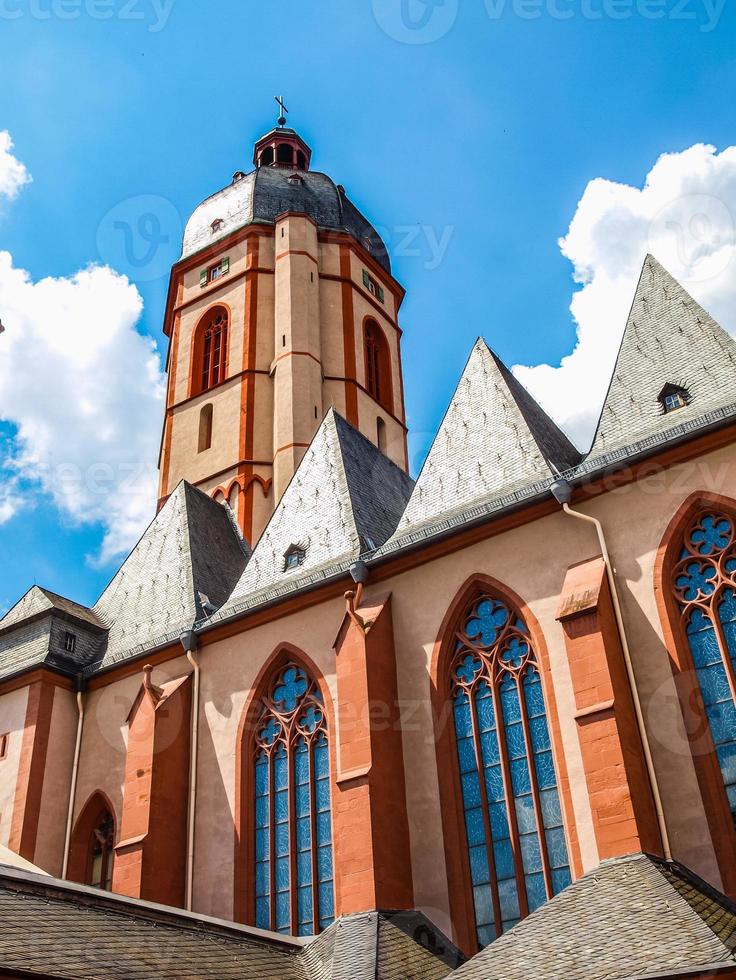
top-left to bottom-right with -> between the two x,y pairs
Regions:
382,338 -> 580,549
586,254 -> 736,464
450,854 -> 736,980
91,481 -> 248,669
215,410 -> 414,619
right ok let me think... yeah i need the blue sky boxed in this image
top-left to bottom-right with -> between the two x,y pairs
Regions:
0,0 -> 734,611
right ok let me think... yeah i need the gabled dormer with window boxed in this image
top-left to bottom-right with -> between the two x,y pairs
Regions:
283,543 -> 307,572
658,382 -> 691,415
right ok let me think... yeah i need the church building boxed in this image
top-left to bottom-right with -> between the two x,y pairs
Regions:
1,117 -> 736,979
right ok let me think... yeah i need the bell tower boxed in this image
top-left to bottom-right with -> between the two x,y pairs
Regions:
157,112 -> 409,546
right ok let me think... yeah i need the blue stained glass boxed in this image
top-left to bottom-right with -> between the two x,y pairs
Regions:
523,674 -> 545,718
515,794 -> 537,835
299,706 -> 323,734
477,924 -> 496,949
462,771 -> 483,808
259,717 -> 281,746
297,922 -> 312,937
275,790 -> 288,823
255,858 -> 270,893
676,561 -> 717,601
276,891 -> 290,932
498,876 -> 521,921
454,693 -> 473,738
457,736 -> 477,774
318,881 -> 334,922
314,739 -> 329,779
520,832 -> 542,873
552,866 -> 572,894
466,599 -> 509,646
484,763 -> 505,804
255,755 -> 269,796
502,918 -> 521,934
296,784 -> 310,819
706,699 -> 736,746
529,716 -> 551,753
297,851 -> 312,882
501,637 -> 529,668
688,616 -> 720,668
699,663 -> 732,705
316,811 -> 331,846
255,827 -> 270,862
296,815 -> 311,850
298,886 -> 313,925
476,685 -> 496,733
465,807 -> 485,846
274,752 -> 288,792
505,722 -> 526,760
276,856 -> 290,890
457,654 -> 483,684
534,750 -> 557,790
717,742 -> 736,783
540,788 -> 562,828
274,823 -> 289,857
525,872 -> 547,911
469,844 -> 491,885
255,897 -> 270,930
295,742 -> 309,783
317,844 -> 333,881
488,802 -> 510,840
545,827 -> 569,869
273,666 -> 308,712
510,758 -> 532,796
315,778 -> 330,813
493,838 -> 515,880
255,796 -> 269,829
480,730 -> 501,768
472,884 -> 494,926
691,515 -> 732,555
500,679 -> 522,724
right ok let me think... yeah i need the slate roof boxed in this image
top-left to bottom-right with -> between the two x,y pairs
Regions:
212,409 -> 414,622
182,163 -> 391,270
586,254 -> 736,465
0,586 -> 102,633
380,338 -> 580,553
0,864 -> 458,980
450,853 -> 736,980
90,481 -> 249,670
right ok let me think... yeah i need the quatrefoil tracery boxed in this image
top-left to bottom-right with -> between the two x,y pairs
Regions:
451,595 -> 536,689
674,513 -> 736,615
254,663 -> 326,755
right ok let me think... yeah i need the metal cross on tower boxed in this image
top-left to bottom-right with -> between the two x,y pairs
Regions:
275,95 -> 288,127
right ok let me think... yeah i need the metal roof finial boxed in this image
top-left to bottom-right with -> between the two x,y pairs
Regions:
275,95 -> 288,128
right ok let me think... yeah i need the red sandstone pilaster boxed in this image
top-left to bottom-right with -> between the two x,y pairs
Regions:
557,558 -> 662,860
333,593 -> 414,914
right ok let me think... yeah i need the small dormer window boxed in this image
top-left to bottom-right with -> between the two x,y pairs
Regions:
284,545 -> 306,571
232,171 -> 246,183
64,631 -> 77,654
211,219 -> 224,234
658,383 -> 691,415
288,172 -> 302,186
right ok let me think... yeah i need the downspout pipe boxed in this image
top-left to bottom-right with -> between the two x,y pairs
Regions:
62,674 -> 86,879
550,478 -> 672,862
180,628 -> 200,913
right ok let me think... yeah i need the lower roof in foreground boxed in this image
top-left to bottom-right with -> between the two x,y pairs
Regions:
0,853 -> 734,979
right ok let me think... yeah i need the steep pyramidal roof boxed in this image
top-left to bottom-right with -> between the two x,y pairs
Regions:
586,254 -> 736,464
216,410 -> 414,618
452,854 -> 736,980
92,481 -> 248,669
0,586 -> 101,633
383,338 -> 580,547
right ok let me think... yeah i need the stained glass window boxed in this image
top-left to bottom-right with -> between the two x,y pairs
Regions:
89,811 -> 114,890
253,663 -> 335,936
450,593 -> 572,949
673,512 -> 736,823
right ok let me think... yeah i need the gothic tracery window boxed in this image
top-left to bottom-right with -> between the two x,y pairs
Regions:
253,663 -> 334,936
450,593 -> 571,949
364,319 -> 391,412
194,308 -> 228,395
673,511 -> 736,823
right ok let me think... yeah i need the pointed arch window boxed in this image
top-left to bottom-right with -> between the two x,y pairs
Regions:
364,319 -> 392,413
450,593 -> 571,949
89,810 -> 115,890
193,308 -> 228,395
673,511 -> 736,823
253,663 -> 334,936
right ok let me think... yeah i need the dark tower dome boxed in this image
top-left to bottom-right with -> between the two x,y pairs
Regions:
181,127 -> 391,272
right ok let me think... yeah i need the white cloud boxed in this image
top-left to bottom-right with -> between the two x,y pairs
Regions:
0,131 -> 31,201
514,144 -> 736,450
0,254 -> 165,565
